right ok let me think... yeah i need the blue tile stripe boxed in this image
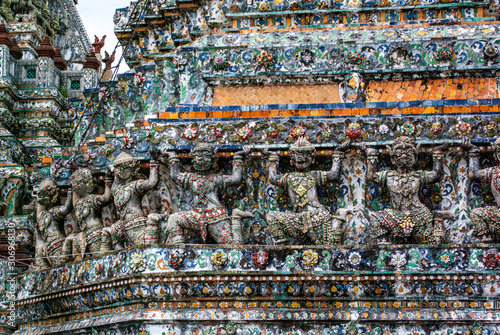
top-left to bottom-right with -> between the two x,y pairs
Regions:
164,98 -> 500,113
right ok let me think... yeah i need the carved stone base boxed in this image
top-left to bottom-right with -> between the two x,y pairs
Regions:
13,245 -> 500,334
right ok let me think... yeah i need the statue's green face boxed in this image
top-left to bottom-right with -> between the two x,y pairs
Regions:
291,150 -> 313,170
114,161 -> 139,180
192,150 -> 213,171
37,186 -> 59,207
116,167 -> 133,180
391,145 -> 417,168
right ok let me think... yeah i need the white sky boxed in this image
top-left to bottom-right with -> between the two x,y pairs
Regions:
77,0 -> 130,74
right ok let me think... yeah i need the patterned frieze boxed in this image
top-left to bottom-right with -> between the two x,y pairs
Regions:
102,110 -> 500,150
11,245 -> 500,333
222,9 -> 484,30
114,0 -> 498,68
0,85 -> 67,108
103,23 -> 500,110
14,101 -> 68,122
15,245 -> 500,298
182,24 -> 500,77
13,302 -> 500,328
114,0 -> 497,66
224,0 -> 489,13
13,312 -> 500,334
15,276 -> 500,313
113,0 -> 490,20
11,320 -> 500,335
113,0 -> 492,47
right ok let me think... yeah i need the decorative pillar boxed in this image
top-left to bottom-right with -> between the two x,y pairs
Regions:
0,22 -> 12,79
82,48 -> 100,90
35,35 -> 56,88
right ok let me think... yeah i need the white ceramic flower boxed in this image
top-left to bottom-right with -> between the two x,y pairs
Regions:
379,124 -> 389,134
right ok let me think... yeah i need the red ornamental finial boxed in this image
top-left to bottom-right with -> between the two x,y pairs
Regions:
36,34 -> 56,59
9,35 -> 22,59
53,47 -> 67,70
0,22 -> 12,48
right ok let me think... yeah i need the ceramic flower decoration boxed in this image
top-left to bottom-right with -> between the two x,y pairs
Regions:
401,122 -> 415,136
256,51 -> 273,69
290,125 -> 306,138
430,122 -> 442,135
252,250 -> 269,268
213,53 -> 228,70
347,123 -> 362,139
455,121 -> 470,137
237,126 -> 252,141
183,125 -> 198,140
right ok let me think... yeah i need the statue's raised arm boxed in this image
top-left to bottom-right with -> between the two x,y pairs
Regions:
463,138 -> 489,182
465,138 -> 500,242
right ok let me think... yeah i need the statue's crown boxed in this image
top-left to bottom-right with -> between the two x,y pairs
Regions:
191,142 -> 214,154
290,137 -> 315,152
113,152 -> 137,167
390,136 -> 417,151
70,168 -> 92,185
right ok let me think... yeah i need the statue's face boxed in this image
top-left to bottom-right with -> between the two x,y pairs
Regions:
37,186 -> 59,207
494,146 -> 500,163
291,150 -> 314,170
114,162 -> 139,180
391,145 -> 417,168
192,150 -> 213,171
74,176 -> 93,196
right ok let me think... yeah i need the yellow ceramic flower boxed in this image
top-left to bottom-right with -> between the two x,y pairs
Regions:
302,250 -> 319,267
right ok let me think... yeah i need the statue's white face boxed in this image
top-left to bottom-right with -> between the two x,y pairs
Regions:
291,150 -> 313,170
74,177 -> 93,197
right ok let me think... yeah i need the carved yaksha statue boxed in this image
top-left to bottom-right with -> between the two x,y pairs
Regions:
165,143 -> 253,244
266,138 -> 351,245
70,168 -> 113,261
107,152 -> 166,248
35,179 -> 74,269
465,138 -> 500,242
364,136 -> 447,244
